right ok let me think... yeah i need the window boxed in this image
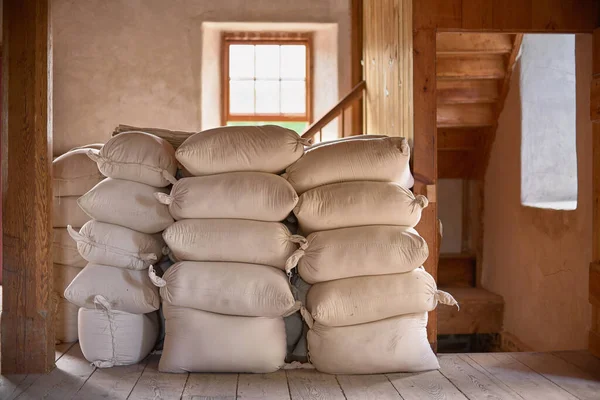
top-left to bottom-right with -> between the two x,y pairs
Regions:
222,32 -> 312,134
520,34 -> 577,210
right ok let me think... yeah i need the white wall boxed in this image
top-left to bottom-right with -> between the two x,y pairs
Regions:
52,0 -> 351,155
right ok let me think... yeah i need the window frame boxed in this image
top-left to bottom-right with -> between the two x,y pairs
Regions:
221,31 -> 313,125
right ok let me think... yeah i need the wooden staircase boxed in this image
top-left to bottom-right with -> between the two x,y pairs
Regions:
436,33 -> 522,337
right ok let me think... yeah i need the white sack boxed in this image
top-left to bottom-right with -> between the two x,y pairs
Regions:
89,132 -> 177,187
79,297 -> 158,368
67,221 -> 166,270
163,219 -> 299,269
69,143 -> 104,151
307,312 -> 439,374
294,181 -> 428,234
54,263 -> 83,295
156,172 -> 298,221
159,304 -> 286,373
53,149 -> 104,197
64,263 -> 160,314
306,268 -> 457,326
53,196 -> 91,228
53,228 -> 86,267
150,261 -> 298,317
291,226 -> 428,283
175,125 -> 307,175
55,297 -> 79,343
284,136 -> 413,194
78,178 -> 173,234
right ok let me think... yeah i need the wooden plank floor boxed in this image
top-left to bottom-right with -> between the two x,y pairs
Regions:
2,343 -> 599,400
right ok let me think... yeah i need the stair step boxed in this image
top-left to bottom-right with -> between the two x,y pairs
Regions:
438,253 -> 476,287
438,287 -> 504,335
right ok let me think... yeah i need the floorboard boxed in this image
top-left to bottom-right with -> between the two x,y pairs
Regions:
336,374 -> 401,399
127,355 -> 188,400
238,370 -> 291,400
468,353 -> 578,400
55,341 -> 76,361
438,354 -> 521,399
181,373 -> 238,400
72,359 -> 149,400
15,344 -> 96,400
552,350 -> 600,381
0,374 -> 41,400
286,370 -> 345,400
387,370 -> 468,399
511,352 -> 600,400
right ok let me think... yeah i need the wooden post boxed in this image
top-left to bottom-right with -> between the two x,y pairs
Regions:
590,28 -> 600,359
350,0 -> 364,136
2,0 -> 54,374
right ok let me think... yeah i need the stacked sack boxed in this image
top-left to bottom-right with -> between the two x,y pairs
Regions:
152,125 -> 308,373
284,135 -> 458,374
52,144 -> 104,343
64,132 -> 176,367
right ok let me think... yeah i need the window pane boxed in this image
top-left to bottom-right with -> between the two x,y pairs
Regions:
229,45 -> 255,79
229,80 -> 254,114
280,45 -> 306,79
255,45 -> 280,79
281,81 -> 305,113
255,81 -> 280,114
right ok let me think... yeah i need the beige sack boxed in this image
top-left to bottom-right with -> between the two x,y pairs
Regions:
156,173 -> 298,221
284,136 -> 413,194
69,143 -> 104,151
79,297 -> 159,368
53,196 -> 91,228
163,219 -> 299,269
67,221 -> 166,270
88,132 -> 177,187
53,149 -> 104,197
54,264 -> 83,296
290,226 -> 428,283
306,268 -> 458,327
53,228 -> 86,267
55,297 -> 79,343
78,178 -> 173,234
175,125 -> 307,176
307,312 -> 439,374
159,304 -> 286,373
64,263 -> 160,314
294,182 -> 428,234
150,262 -> 298,317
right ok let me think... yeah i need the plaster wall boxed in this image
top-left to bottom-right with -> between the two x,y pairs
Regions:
52,0 -> 351,155
482,34 -> 593,350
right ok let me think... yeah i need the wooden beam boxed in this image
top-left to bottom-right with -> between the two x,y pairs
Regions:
591,262 -> 600,308
437,103 -> 495,127
591,76 -> 600,122
350,0 -> 363,136
437,33 -> 513,55
437,79 -> 499,104
2,0 -> 54,374
438,150 -> 477,179
437,287 -> 504,335
437,55 -> 506,80
438,128 -> 484,151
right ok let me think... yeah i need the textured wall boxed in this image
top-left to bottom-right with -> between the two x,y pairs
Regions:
483,35 -> 592,351
52,0 -> 351,155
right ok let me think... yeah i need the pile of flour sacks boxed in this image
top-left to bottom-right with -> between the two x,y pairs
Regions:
61,126 -> 457,373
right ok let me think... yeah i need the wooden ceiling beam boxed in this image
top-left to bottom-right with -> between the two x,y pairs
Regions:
437,55 -> 506,80
437,33 -> 514,55
437,79 -> 500,104
437,103 -> 495,127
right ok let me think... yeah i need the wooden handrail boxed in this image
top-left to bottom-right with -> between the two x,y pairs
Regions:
301,80 -> 366,140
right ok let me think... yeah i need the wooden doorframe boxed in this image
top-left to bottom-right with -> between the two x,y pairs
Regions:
590,29 -> 600,359
1,0 -> 54,374
412,0 -> 599,353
